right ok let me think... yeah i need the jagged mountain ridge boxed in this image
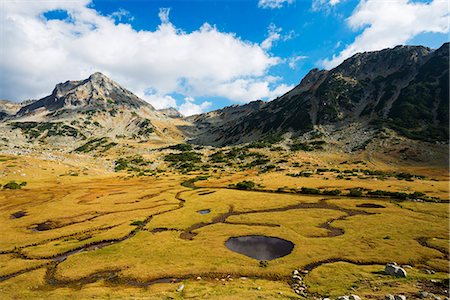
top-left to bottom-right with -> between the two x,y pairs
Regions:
189,42 -> 449,146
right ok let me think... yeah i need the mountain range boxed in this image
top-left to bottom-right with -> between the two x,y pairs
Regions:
189,42 -> 449,146
0,42 -> 448,152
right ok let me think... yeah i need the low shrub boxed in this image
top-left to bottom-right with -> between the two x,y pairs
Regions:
299,187 -> 320,195
322,189 -> 342,195
3,181 -> 24,190
166,144 -> 193,152
235,181 -> 256,190
130,220 -> 145,226
348,188 -> 364,197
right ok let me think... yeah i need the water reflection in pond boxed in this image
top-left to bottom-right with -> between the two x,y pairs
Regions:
225,235 -> 294,260
197,209 -> 211,215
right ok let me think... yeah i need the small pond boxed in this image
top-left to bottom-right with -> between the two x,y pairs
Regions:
10,211 -> 27,219
356,203 -> 385,208
197,209 -> 211,215
225,235 -> 294,260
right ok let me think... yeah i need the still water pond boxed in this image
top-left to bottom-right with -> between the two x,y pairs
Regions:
225,235 -> 294,260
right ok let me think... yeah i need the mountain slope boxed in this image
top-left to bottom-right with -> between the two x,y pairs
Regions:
0,100 -> 23,120
17,72 -> 152,116
189,43 -> 449,146
0,73 -> 187,150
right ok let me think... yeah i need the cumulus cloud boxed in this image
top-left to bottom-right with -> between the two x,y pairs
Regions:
143,93 -> 177,110
0,1 -> 289,110
258,0 -> 294,9
321,0 -> 449,69
188,77 -> 294,103
178,96 -> 212,116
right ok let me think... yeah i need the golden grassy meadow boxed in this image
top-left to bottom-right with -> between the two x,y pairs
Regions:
0,151 -> 448,299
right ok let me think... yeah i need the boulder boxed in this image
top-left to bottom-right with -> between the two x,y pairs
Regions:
394,295 -> 406,300
350,295 -> 362,300
337,297 -> 350,300
176,284 -> 184,292
385,263 -> 407,277
419,291 -> 429,298
385,295 -> 395,300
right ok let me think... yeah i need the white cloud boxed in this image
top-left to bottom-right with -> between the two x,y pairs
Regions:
187,77 -> 294,103
158,7 -> 170,24
178,97 -> 212,116
321,0 -> 449,69
288,55 -> 307,69
261,23 -> 294,50
312,0 -> 342,11
143,93 -> 177,110
109,8 -> 134,22
0,1 -> 288,107
258,0 -> 294,9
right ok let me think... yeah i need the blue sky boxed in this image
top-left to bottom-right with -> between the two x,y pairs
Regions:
1,0 -> 449,115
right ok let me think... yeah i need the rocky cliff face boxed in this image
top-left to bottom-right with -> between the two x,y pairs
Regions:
189,43 -> 449,146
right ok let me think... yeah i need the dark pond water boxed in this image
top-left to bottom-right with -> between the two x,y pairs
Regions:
225,235 -> 294,260
197,209 -> 211,215
356,203 -> 385,208
10,211 -> 27,219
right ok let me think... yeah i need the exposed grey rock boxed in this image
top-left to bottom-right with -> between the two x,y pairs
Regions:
402,265 -> 413,269
419,291 -> 429,298
337,296 -> 350,300
385,294 -> 395,300
385,263 -> 407,277
394,295 -> 406,300
176,284 -> 184,292
349,295 -> 361,300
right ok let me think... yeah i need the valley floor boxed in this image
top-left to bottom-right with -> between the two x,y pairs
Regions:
0,152 -> 448,299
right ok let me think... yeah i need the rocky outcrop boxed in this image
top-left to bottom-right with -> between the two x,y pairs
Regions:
158,107 -> 182,118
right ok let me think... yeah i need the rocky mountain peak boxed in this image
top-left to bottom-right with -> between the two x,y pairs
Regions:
17,72 -> 153,116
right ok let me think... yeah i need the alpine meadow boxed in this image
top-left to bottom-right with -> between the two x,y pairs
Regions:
0,1 -> 449,299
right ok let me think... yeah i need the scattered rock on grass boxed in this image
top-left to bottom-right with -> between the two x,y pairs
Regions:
385,262 -> 407,277
176,284 -> 184,292
337,295 -> 361,300
290,269 -> 308,296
